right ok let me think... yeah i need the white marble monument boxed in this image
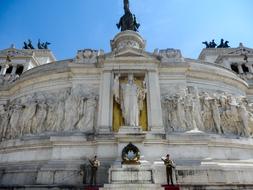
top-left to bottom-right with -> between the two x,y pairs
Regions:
1,8 -> 253,190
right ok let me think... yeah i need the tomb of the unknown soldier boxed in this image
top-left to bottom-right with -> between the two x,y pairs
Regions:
0,0 -> 253,190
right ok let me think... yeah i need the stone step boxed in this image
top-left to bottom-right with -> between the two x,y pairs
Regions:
162,184 -> 180,190
0,185 -> 103,190
101,184 -> 164,190
84,186 -> 101,190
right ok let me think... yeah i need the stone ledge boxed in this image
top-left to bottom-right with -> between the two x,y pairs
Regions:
101,184 -> 163,190
179,184 -> 253,190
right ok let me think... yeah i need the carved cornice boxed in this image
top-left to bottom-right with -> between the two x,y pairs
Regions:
0,48 -> 34,58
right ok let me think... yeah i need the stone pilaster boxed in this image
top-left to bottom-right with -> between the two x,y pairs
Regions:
246,63 -> 253,73
238,64 -> 244,74
11,65 -> 17,75
98,71 -> 113,133
147,71 -> 165,134
0,64 -> 9,75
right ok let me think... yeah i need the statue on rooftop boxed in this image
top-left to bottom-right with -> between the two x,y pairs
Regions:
202,41 -> 210,48
217,39 -> 225,48
37,39 -> 51,49
117,0 -> 140,32
37,39 -> 43,49
217,39 -> 230,48
209,39 -> 217,48
224,41 -> 230,48
22,39 -> 34,49
27,39 -> 34,49
41,42 -> 51,49
202,39 -> 230,49
202,40 -> 217,48
23,42 -> 29,49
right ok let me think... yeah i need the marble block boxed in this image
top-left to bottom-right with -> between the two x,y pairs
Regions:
115,126 -> 146,142
100,164 -> 164,190
109,165 -> 152,184
118,126 -> 143,134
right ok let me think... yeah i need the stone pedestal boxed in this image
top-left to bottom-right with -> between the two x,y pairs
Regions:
118,126 -> 143,134
115,126 -> 146,142
100,165 -> 163,190
110,165 -> 152,184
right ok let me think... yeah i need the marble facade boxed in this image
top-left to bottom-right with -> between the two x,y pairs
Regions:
0,31 -> 253,189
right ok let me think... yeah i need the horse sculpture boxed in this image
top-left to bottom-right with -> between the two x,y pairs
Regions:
224,41 -> 230,48
23,42 -> 29,49
23,39 -> 51,50
23,39 -> 34,49
217,39 -> 225,48
27,39 -> 34,49
41,42 -> 51,49
203,39 -> 230,48
202,41 -> 210,48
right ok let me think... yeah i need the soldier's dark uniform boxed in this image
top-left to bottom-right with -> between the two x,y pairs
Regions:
89,156 -> 100,186
162,155 -> 175,185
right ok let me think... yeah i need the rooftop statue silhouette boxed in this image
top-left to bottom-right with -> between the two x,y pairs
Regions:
202,39 -> 230,48
117,0 -> 140,32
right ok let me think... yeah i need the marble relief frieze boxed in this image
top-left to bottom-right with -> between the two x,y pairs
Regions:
0,85 -> 98,141
162,87 -> 253,137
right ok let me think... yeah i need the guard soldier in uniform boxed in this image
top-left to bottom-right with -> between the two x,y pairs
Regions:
162,154 -> 175,185
89,155 -> 100,186
79,162 -> 86,184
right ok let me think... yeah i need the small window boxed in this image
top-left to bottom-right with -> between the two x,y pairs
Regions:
6,65 -> 13,74
242,64 -> 249,73
16,65 -> 24,75
231,64 -> 239,74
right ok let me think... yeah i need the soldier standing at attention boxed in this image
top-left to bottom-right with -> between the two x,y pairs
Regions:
162,154 -> 175,185
89,155 -> 100,186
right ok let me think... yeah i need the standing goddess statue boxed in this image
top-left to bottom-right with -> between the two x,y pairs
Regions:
113,74 -> 146,126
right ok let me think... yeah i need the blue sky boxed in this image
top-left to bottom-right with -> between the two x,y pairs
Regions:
0,0 -> 252,60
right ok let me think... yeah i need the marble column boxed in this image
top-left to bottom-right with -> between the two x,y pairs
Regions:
0,65 -> 9,75
246,63 -> 253,73
11,65 -> 17,75
147,71 -> 165,133
97,71 -> 113,133
238,64 -> 244,74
